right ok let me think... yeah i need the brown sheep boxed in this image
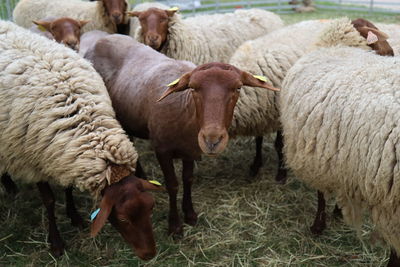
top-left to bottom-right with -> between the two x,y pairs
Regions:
31,17 -> 89,51
82,33 -> 279,235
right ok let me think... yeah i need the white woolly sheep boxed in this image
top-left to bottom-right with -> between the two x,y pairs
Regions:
280,45 -> 400,267
128,7 -> 284,65
0,20 -> 161,260
13,0 -> 130,34
229,17 -> 394,179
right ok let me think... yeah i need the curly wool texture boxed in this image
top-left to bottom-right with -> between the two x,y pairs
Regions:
0,21 -> 137,196
229,18 -> 369,137
134,9 -> 284,65
13,0 -> 129,34
129,2 -> 170,37
376,23 -> 400,56
280,47 -> 400,254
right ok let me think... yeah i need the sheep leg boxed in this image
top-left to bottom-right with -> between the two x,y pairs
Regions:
156,152 -> 182,236
135,160 -> 147,179
332,204 -> 342,219
181,160 -> 197,226
249,136 -> 263,177
274,131 -> 288,184
65,187 -> 85,230
310,191 -> 327,235
388,250 -> 400,267
36,182 -> 65,257
1,173 -> 18,195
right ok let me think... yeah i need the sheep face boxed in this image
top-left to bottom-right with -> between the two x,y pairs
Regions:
102,0 -> 128,26
351,18 -> 394,56
127,8 -> 177,51
158,62 -> 279,156
90,173 -> 163,260
33,18 -> 89,51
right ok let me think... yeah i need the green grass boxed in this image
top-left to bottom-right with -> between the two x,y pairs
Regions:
1,6 -> 399,267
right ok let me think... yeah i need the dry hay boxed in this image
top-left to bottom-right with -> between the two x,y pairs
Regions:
0,136 -> 389,266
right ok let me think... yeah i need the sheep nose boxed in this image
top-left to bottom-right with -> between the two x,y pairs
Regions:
112,13 -> 122,24
204,136 -> 223,152
66,40 -> 78,50
148,35 -> 159,42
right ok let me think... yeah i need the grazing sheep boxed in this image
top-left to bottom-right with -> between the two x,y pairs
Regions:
0,20 -> 161,260
128,7 -> 284,64
13,0 -> 129,34
82,33 -> 279,236
229,17 -> 394,179
29,17 -> 89,51
309,17 -> 394,234
377,23 -> 400,56
129,2 -> 170,37
280,33 -> 400,267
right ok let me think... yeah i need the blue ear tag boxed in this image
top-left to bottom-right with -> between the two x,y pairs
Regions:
90,208 -> 100,221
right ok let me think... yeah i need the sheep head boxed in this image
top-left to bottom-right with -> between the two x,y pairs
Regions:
127,7 -> 177,51
90,167 -> 164,261
33,17 -> 89,51
93,0 -> 128,26
158,62 -> 279,156
352,18 -> 394,56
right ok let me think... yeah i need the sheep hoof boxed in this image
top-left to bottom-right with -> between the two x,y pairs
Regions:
70,214 -> 85,230
310,221 -> 326,235
168,224 -> 183,238
50,239 -> 65,258
184,212 -> 198,226
249,160 -> 262,177
275,175 -> 287,184
275,169 -> 288,184
332,205 -> 343,220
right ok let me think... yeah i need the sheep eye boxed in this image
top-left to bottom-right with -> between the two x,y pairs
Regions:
118,218 -> 128,222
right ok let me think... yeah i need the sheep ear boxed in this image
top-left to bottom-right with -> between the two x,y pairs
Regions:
126,11 -> 141,17
33,20 -> 51,32
357,26 -> 389,43
166,7 -> 179,17
241,72 -> 280,92
157,72 -> 192,102
79,20 -> 90,27
90,193 -> 115,237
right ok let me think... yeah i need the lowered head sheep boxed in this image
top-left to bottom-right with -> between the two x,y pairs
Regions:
309,17 -> 394,234
30,17 -> 89,51
13,0 -> 129,34
82,33 -> 279,236
280,45 -> 400,267
0,20 -> 161,260
127,7 -> 283,64
229,17 -> 394,179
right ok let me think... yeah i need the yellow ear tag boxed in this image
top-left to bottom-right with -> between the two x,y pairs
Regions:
149,180 -> 162,186
167,78 -> 180,87
37,25 -> 47,32
253,75 -> 267,82
168,7 -> 179,11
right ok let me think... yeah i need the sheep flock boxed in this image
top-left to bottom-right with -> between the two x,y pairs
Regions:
1,0 -> 400,265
